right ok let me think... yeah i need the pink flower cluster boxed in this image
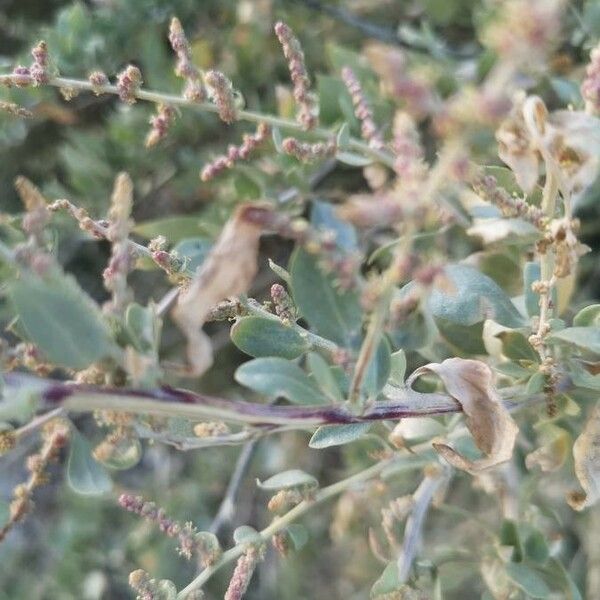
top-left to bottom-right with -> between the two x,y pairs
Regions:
118,494 -> 221,564
145,104 -> 177,148
205,69 -> 238,123
8,40 -> 50,87
274,21 -> 318,130
88,70 -> 109,95
282,137 -> 336,162
30,41 -> 49,85
116,65 -> 143,104
341,67 -> 383,149
200,122 -> 270,181
168,17 -> 205,103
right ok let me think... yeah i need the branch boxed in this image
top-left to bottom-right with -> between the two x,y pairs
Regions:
3,371 -> 554,429
0,74 -> 394,168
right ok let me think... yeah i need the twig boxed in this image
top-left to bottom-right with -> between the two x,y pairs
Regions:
209,441 -> 258,536
397,466 -> 450,582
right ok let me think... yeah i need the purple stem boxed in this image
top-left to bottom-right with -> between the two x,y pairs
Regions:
5,372 -> 460,426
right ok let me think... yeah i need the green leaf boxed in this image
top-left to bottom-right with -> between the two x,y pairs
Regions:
389,349 -> 407,385
336,122 -> 350,148
549,327 -> 600,355
428,264 -> 525,328
317,74 -> 351,125
500,519 -> 523,562
506,563 -> 551,598
233,171 -> 262,199
8,270 -> 118,370
524,261 -> 541,318
573,304 -> 600,327
524,529 -> 549,564
362,336 -> 392,397
125,303 -> 160,353
542,558 -> 582,600
287,524 -> 309,551
134,215 -> 204,243
290,248 -> 362,346
336,151 -> 373,167
309,423 -> 371,448
268,258 -> 291,284
235,358 -> 327,404
171,237 -> 212,273
437,319 -> 487,355
483,165 -> 543,205
496,330 -> 539,362
233,525 -> 262,545
67,429 -> 112,495
307,352 -> 343,401
526,371 -> 546,395
231,317 -> 310,359
257,469 -> 318,490
371,562 -> 401,597
569,360 -> 600,391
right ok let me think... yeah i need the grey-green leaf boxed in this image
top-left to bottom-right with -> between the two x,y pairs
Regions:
8,270 -> 118,370
235,358 -> 327,404
573,304 -> 600,327
549,327 -> 600,355
428,264 -> 525,328
309,423 -> 371,449
171,237 -> 212,273
233,525 -> 262,545
256,469 -> 318,490
287,524 -> 309,551
67,429 -> 113,495
290,248 -> 362,346
389,349 -> 407,386
362,336 -> 392,397
335,151 -> 373,166
307,352 -> 343,402
506,563 -> 551,598
231,316 -> 310,359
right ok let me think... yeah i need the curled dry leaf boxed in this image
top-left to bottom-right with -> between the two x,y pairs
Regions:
567,402 -> 600,511
172,204 -> 271,376
407,358 -> 519,473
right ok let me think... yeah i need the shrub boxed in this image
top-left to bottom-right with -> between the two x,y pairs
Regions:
1,1 -> 600,598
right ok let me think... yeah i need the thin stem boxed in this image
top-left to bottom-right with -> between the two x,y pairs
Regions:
0,74 -> 394,168
13,407 -> 65,441
209,441 -> 258,535
397,467 -> 449,582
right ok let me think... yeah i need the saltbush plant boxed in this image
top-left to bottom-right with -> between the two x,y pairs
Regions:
1,1 -> 600,598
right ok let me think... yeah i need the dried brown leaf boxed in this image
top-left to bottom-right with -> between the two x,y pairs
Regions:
407,358 -> 519,473
172,204 -> 271,376
567,402 -> 600,511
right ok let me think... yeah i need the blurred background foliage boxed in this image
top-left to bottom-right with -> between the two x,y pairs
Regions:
1,1 -> 600,599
